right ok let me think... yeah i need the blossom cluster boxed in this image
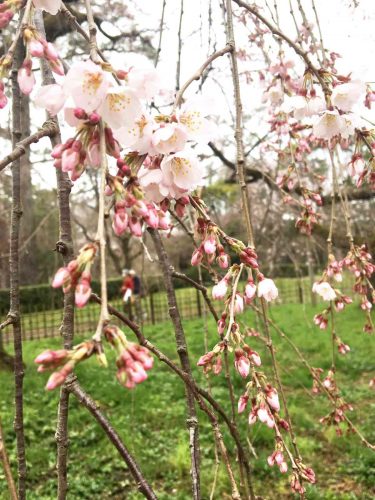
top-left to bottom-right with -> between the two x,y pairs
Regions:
104,325 -> 153,389
52,243 -> 96,308
35,340 -> 96,390
35,325 -> 154,391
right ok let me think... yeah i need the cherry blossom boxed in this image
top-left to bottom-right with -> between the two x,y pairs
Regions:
159,149 -> 202,196
257,278 -> 278,302
152,123 -> 187,154
113,114 -> 156,154
63,60 -> 110,113
98,87 -> 142,129
177,96 -> 217,142
312,281 -> 336,301
126,66 -> 161,100
331,80 -> 366,112
34,83 -> 66,115
33,0 -> 62,15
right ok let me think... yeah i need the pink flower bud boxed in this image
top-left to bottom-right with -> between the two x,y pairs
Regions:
29,40 -> 44,57
89,112 -> 101,124
234,349 -> 250,378
238,395 -> 249,413
266,388 -> 280,412
248,409 -> 257,425
145,208 -> 159,229
234,293 -> 244,314
51,143 -> 65,159
73,108 -> 87,120
191,248 -> 203,266
204,236 -> 216,255
217,317 -> 226,335
197,351 -> 215,366
45,42 -> 59,60
257,278 -> 278,302
46,371 -> 66,390
113,211 -> 129,236
52,267 -> 69,288
158,213 -> 169,230
245,281 -> 256,300
129,216 -> 143,237
75,282 -> 91,308
17,60 -> 35,95
217,253 -> 229,269
61,148 -> 80,172
279,462 -> 288,473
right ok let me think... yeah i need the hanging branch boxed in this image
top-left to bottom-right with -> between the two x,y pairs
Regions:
65,377 -> 157,499
154,0 -> 167,67
148,228 -> 201,499
175,0 -> 184,90
33,11 -> 76,499
224,0 -> 307,486
0,416 -> 18,500
9,34 -> 27,500
92,121 -> 110,342
232,0 -> 331,96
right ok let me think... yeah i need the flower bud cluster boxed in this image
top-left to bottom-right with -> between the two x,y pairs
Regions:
52,243 -> 96,308
267,444 -> 288,474
17,27 -> 63,95
0,0 -> 21,29
35,340 -> 96,390
191,218 -> 230,269
339,245 -> 374,332
107,174 -> 169,238
104,325 -> 153,389
51,123 -> 120,181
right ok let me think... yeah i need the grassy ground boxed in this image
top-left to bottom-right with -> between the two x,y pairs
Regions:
0,304 -> 374,499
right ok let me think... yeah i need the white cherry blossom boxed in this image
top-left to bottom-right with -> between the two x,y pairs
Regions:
312,282 -> 336,301
152,123 -> 187,154
33,0 -> 62,15
63,60 -> 110,113
98,87 -> 142,129
331,80 -> 366,112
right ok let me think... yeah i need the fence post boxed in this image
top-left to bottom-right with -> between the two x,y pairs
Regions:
196,289 -> 202,318
150,292 -> 155,325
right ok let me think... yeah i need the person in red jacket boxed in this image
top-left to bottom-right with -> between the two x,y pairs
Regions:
121,269 -> 134,310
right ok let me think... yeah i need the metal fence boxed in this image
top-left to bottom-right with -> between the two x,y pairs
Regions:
0,276 -> 352,344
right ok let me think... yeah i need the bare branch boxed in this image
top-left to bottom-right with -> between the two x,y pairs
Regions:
0,121 -> 58,173
66,377 -> 157,499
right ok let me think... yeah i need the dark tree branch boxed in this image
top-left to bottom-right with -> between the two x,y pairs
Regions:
66,377 -> 157,499
34,11 -> 75,499
10,32 -> 27,500
148,228 -> 201,499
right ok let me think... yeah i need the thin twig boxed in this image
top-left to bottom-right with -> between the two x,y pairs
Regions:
174,45 -> 232,110
154,0 -> 167,67
232,0 -> 331,96
93,121 -> 110,342
0,416 -> 18,500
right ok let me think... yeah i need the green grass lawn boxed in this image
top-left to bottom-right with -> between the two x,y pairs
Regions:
0,304 -> 374,499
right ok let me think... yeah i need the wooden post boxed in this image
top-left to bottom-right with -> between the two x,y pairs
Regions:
150,292 -> 155,325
